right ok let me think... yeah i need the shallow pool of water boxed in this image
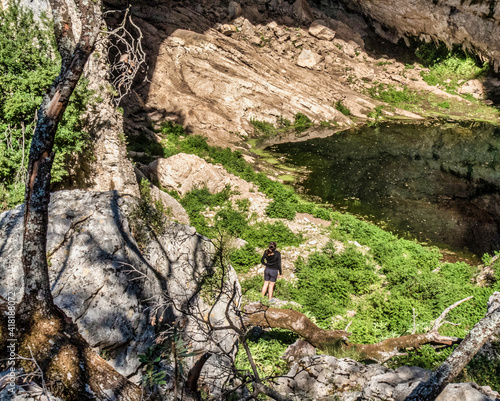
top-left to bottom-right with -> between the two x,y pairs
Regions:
268,121 -> 500,255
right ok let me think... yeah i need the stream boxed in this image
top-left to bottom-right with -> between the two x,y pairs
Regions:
268,121 -> 500,255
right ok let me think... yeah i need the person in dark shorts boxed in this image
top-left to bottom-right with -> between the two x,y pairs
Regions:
261,241 -> 282,301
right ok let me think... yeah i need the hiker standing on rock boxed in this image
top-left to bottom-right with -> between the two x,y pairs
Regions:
261,241 -> 282,302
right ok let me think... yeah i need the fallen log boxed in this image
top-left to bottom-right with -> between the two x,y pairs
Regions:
244,297 -> 472,363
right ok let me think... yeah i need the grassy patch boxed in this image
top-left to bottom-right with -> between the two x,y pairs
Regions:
415,42 -> 489,93
235,329 -> 298,378
249,113 -> 316,139
334,100 -> 351,116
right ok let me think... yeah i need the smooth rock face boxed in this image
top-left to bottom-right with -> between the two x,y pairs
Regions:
0,191 -> 238,385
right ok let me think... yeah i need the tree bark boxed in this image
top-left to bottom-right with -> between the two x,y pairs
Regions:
7,1 -> 146,399
243,302 -> 461,363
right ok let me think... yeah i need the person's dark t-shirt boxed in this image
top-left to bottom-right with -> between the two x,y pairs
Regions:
261,250 -> 282,275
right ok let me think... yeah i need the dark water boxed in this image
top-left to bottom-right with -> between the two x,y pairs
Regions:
269,122 -> 500,255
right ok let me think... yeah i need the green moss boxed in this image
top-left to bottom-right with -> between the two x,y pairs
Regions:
278,174 -> 295,182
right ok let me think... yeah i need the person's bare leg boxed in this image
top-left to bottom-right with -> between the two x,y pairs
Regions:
268,281 -> 276,300
261,281 -> 269,297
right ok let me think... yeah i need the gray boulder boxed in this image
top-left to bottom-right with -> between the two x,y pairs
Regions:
0,190 -> 239,388
276,354 -> 500,401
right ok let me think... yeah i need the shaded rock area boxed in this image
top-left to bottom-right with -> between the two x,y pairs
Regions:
0,190 -> 238,390
134,167 -> 190,224
116,0 -> 420,148
276,354 -> 500,400
324,0 -> 500,71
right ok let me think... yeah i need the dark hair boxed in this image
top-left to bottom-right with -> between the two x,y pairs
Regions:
268,241 -> 277,252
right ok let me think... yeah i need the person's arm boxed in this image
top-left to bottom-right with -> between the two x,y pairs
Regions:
261,251 -> 267,266
278,252 -> 282,275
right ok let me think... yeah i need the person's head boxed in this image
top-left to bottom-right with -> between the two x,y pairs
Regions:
268,241 -> 277,253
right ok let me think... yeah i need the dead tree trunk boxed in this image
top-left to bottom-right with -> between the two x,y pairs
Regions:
244,298 -> 470,363
405,299 -> 500,401
7,1 -> 145,399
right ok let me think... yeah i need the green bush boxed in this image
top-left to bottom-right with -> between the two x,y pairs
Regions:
311,207 -> 332,220
0,3 -> 92,211
244,221 -> 303,249
179,134 -> 210,154
265,197 -> 296,220
230,244 -> 261,273
250,118 -> 277,137
459,350 -> 500,390
293,112 -> 313,133
415,42 -> 489,92
334,100 -> 351,116
241,275 -> 264,294
295,202 -> 315,214
214,207 -> 249,237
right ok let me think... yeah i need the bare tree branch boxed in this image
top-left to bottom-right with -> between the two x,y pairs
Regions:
432,296 -> 473,332
101,6 -> 147,105
406,304 -> 500,401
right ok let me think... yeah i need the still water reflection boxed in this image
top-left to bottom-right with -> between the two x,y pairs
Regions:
269,122 -> 500,255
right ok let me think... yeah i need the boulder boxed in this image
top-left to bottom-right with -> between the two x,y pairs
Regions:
228,1 -> 242,20
218,24 -> 238,36
458,79 -> 485,99
0,190 -> 239,388
275,355 -> 500,400
309,20 -> 336,41
149,153 -> 229,195
297,49 -> 321,69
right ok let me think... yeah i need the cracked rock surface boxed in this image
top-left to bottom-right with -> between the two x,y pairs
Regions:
276,354 -> 500,400
0,190 -> 239,386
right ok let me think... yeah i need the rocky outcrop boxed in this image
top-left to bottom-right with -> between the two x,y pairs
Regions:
119,0 -> 498,150
0,191 -> 238,388
276,355 -> 500,400
134,167 -> 190,224
322,0 -> 500,70
146,154 -> 268,205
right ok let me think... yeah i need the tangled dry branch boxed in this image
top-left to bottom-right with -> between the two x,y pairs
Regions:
102,6 -> 147,105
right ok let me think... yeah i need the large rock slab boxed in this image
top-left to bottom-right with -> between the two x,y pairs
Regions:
0,190 -> 238,386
